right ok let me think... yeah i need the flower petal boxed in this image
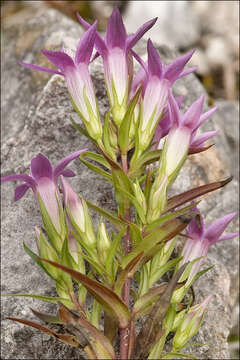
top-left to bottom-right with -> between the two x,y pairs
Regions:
106,6 -> 127,49
164,50 -> 195,84
182,95 -> 204,130
217,232 -> 238,242
30,154 -> 53,182
126,17 -> 158,49
41,50 -> 75,73
147,39 -> 162,78
60,169 -> 76,178
19,61 -> 63,75
197,106 -> 218,129
190,130 -> 219,149
75,21 -> 97,65
204,212 -> 237,245
1,174 -> 35,188
53,149 -> 88,180
168,90 -> 181,127
178,66 -> 198,79
14,184 -> 31,201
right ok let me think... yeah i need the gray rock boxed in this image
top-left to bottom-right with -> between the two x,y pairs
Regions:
1,7 -> 238,360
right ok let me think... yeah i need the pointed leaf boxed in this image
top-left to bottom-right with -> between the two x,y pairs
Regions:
103,110 -> 117,160
70,116 -> 94,141
86,200 -> 125,230
80,151 -> 111,170
58,303 -> 116,359
149,256 -> 183,288
1,293 -> 73,307
114,252 -> 144,296
79,156 -> 112,183
129,149 -> 162,178
40,258 -> 130,328
6,317 -> 80,347
116,185 -> 146,223
162,352 -> 197,359
30,308 -> 62,324
122,214 -> 193,268
118,87 -> 141,154
165,177 -> 232,213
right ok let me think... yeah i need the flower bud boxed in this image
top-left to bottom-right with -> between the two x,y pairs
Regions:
147,175 -> 168,223
133,180 -> 147,216
173,296 -> 211,350
97,222 -> 111,262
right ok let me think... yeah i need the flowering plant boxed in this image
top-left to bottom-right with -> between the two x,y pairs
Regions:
1,7 -> 238,359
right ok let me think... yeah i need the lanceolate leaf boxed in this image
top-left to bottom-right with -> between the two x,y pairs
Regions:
129,149 -> 162,178
122,214 -> 193,268
86,200 -> 125,230
70,116 -> 94,141
118,87 -> 141,154
115,185 -> 146,223
1,293 -> 73,308
30,308 -> 62,324
58,303 -> 116,359
114,252 -> 144,296
6,317 -> 80,347
80,151 -> 111,169
162,352 -> 197,359
165,177 -> 232,213
40,258 -> 130,328
79,156 -> 112,183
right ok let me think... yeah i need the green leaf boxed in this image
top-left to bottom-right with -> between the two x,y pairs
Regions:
105,227 -> 127,284
115,185 -> 146,223
129,222 -> 143,246
192,265 -> 214,282
129,149 -> 162,178
86,200 -> 125,230
40,258 -> 131,329
165,177 -> 232,213
103,110 -> 117,160
162,352 -> 197,359
1,293 -> 73,307
118,87 -> 141,154
114,252 -> 144,296
122,215 -> 192,269
80,151 -> 111,170
149,256 -> 183,287
145,202 -> 198,233
70,115 -> 94,141
79,155 -> 112,183
7,317 -> 80,347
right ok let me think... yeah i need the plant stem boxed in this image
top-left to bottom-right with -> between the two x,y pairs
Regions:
120,153 -> 131,359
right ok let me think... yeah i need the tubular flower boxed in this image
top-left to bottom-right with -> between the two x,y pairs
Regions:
158,90 -> 217,184
19,23 -> 102,141
77,6 -> 157,125
1,150 -> 86,251
171,208 -> 237,303
133,40 -> 197,151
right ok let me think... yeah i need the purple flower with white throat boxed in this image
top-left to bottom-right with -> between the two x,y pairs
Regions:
135,39 -> 196,151
77,6 -> 157,125
19,23 -> 102,141
171,208 -> 237,303
159,90 -> 217,182
1,150 -> 86,251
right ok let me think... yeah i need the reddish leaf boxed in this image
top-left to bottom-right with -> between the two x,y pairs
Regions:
40,258 -> 130,329
165,177 -> 232,213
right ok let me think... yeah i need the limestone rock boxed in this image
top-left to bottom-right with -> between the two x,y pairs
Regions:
1,7 -> 238,360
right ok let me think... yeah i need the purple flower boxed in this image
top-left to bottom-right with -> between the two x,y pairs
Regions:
19,23 -> 102,141
1,150 -> 86,235
77,6 -> 157,125
181,208 -> 238,281
134,39 -> 196,151
162,90 -> 218,177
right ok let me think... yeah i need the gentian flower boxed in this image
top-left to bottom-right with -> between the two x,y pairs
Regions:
19,23 -> 102,141
133,39 -> 197,152
1,150 -> 86,251
60,176 -> 96,248
159,90 -> 218,183
173,296 -> 212,350
171,208 -> 237,303
77,6 -> 157,125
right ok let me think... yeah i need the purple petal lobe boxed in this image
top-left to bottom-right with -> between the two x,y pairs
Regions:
60,169 -> 76,178
106,6 -> 127,49
14,184 -> 30,201
168,90 -> 181,127
75,21 -> 97,64
178,66 -> 198,79
147,39 -> 162,77
218,232 -> 238,242
1,174 -> 35,188
76,12 -> 91,30
204,212 -> 237,245
53,149 -> 88,180
30,154 -> 53,182
127,17 -> 158,49
19,61 -> 63,75
41,50 -> 75,73
164,50 -> 195,84
182,95 -> 204,130
190,130 -> 219,149
198,106 -> 218,128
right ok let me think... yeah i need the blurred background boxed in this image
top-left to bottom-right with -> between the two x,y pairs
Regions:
1,1 -> 239,358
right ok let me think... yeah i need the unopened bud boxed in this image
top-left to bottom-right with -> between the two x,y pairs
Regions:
97,222 -> 111,262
